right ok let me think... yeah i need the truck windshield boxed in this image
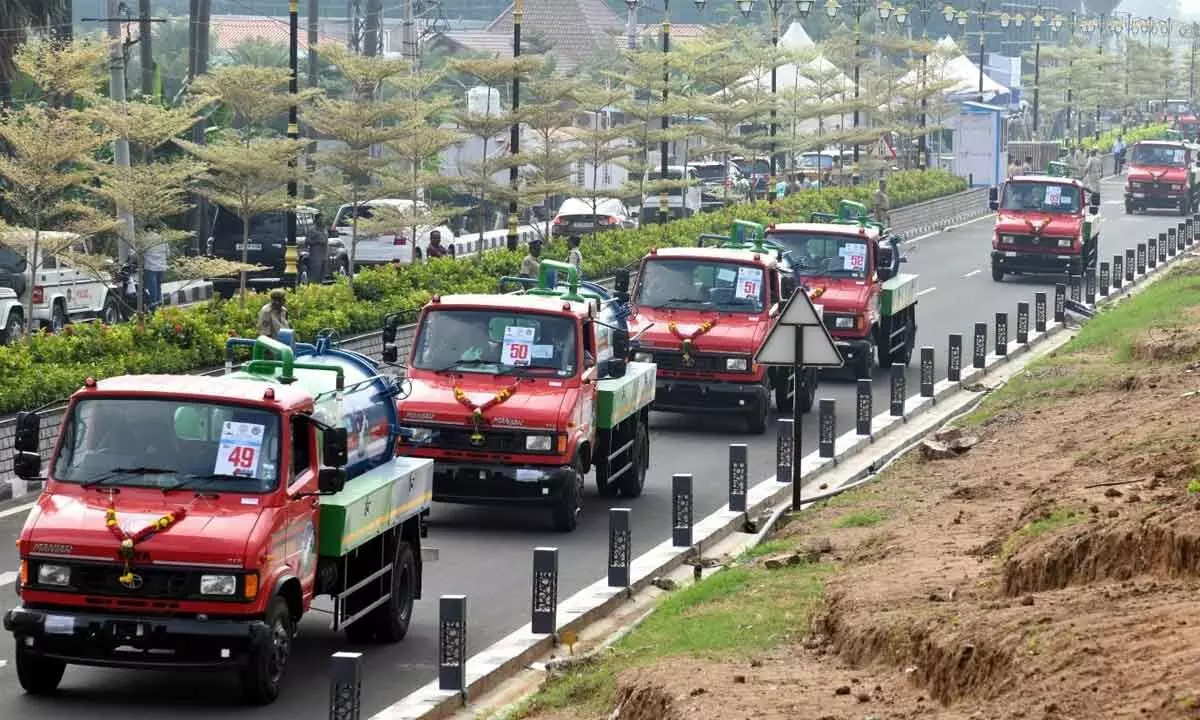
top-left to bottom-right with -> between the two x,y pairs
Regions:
766,231 -> 871,279
1000,181 -> 1081,213
412,308 -> 578,376
1130,145 -> 1187,166
52,398 -> 282,492
636,258 -> 767,311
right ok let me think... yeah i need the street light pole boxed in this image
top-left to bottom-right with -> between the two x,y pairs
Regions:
507,0 -> 521,252
912,0 -> 935,169
824,0 -> 870,173
975,0 -> 988,103
286,0 -> 299,286
660,0 -> 671,226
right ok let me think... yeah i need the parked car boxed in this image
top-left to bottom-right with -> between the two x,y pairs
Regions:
331,198 -> 455,265
551,197 -> 638,236
206,205 -> 345,298
641,165 -> 703,223
689,161 -> 750,210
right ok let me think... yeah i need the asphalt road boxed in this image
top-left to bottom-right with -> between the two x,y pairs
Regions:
0,175 -> 1179,718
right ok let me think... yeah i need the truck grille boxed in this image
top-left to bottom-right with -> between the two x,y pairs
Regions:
415,427 -> 558,454
642,350 -> 729,373
999,234 -> 1067,249
27,559 -> 238,601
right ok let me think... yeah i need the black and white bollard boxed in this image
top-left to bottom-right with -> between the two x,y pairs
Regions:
1125,248 -> 1136,282
1053,284 -> 1066,324
1136,243 -> 1147,275
818,399 -> 836,459
607,508 -> 631,588
1099,262 -> 1110,297
531,547 -> 558,635
1068,272 -> 1081,302
1148,236 -> 1158,269
728,444 -> 748,513
919,346 -> 935,397
972,322 -> 988,368
1084,268 -> 1096,305
1164,230 -> 1173,261
329,651 -> 364,720
775,418 -> 793,484
671,474 -> 693,547
438,595 -> 467,693
1016,302 -> 1030,344
1034,292 -> 1048,332
947,333 -> 963,382
855,379 -> 872,436
1173,225 -> 1182,256
1112,254 -> 1124,289
889,364 -> 905,417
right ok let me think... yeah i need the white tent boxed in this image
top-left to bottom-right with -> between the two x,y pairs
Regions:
897,36 -> 1009,101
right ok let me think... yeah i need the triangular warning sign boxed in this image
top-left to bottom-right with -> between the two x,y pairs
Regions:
755,291 -> 843,368
776,286 -> 825,326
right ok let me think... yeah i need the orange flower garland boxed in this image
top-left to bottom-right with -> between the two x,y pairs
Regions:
105,502 -> 187,587
453,382 -> 521,444
668,318 -> 718,366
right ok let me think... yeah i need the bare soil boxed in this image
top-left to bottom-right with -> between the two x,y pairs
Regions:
527,320 -> 1200,719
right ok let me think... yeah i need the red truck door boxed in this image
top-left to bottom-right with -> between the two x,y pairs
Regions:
286,414 -> 320,601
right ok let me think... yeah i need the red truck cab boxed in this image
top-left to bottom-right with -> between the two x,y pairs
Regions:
991,168 -> 1101,280
1124,140 -> 1198,215
627,242 -> 817,433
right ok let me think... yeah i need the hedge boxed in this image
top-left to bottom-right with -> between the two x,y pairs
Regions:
1082,123 -> 1170,152
2,169 -> 966,414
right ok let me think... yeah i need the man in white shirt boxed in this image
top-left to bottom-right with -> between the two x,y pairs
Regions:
1112,135 -> 1126,174
142,231 -> 168,311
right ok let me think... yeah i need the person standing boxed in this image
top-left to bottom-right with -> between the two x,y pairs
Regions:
142,229 -> 168,312
1112,135 -> 1126,174
520,239 -> 542,278
257,289 -> 290,339
1083,149 -> 1102,195
872,178 -> 890,226
306,212 -> 329,283
566,235 -> 582,272
426,229 -> 448,259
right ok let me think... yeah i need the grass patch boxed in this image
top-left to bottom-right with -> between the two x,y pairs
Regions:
831,509 -> 888,528
514,559 -> 833,717
1001,508 -> 1086,559
739,538 -> 796,559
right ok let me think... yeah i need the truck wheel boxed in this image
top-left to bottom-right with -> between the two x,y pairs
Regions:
101,294 -> 121,325
241,597 -> 292,705
991,261 -> 1004,282
0,309 -> 23,345
1124,202 -> 1132,215
773,370 -> 793,413
551,456 -> 584,532
745,392 -> 769,434
15,643 -> 65,695
369,541 -> 416,643
618,421 -> 649,498
853,340 -> 876,380
797,368 -> 816,414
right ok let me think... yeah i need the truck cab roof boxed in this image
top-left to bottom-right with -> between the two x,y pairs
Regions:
77,374 -> 314,410
647,245 -> 784,270
1006,174 -> 1086,187
766,222 -> 884,239
428,292 -> 592,319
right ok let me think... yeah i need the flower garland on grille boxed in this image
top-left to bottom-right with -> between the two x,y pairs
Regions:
668,319 -> 717,366
105,502 -> 188,587
453,382 -> 521,445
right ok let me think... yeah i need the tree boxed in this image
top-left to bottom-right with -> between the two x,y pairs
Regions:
179,65 -> 313,303
515,73 -> 583,240
572,82 -> 633,237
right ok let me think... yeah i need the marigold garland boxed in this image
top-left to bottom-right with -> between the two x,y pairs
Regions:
668,319 -> 717,366
453,382 -> 520,444
105,503 -> 188,587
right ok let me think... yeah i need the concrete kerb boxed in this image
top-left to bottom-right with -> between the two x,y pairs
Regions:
371,237 -> 1200,720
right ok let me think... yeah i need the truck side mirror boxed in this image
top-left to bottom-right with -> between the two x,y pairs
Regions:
381,314 -> 400,363
1089,191 -> 1101,211
612,328 -> 631,359
780,275 -> 797,298
988,186 -> 999,211
14,411 -> 39,453
318,467 -> 346,495
322,427 -> 349,468
614,268 -> 630,297
14,450 -> 41,480
605,358 -> 627,379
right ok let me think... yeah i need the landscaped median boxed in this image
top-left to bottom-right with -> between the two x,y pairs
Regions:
0,170 -> 965,415
502,261 -> 1200,720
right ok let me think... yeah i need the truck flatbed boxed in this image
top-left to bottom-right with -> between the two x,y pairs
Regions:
318,456 -> 434,557
595,361 -> 656,430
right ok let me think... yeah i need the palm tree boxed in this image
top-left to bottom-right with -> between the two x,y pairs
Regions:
1,0 -> 72,105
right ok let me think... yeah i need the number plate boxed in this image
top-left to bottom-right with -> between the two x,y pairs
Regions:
235,242 -> 263,251
1133,193 -> 1145,198
44,614 -> 75,635
574,222 -> 594,229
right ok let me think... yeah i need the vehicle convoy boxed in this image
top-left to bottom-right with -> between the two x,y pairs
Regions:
4,332 -> 433,704
626,221 -> 819,434
990,163 -> 1102,281
764,201 -> 919,380
384,260 -> 654,532
1123,140 -> 1199,215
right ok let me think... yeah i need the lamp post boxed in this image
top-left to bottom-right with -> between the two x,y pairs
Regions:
824,0 -> 872,172
907,0 -> 938,170
658,1 -> 672,226
506,0 -> 522,252
626,0 -> 639,51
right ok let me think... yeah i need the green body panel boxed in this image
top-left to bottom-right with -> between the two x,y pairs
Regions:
880,273 -> 919,317
318,456 -> 434,557
594,361 -> 657,430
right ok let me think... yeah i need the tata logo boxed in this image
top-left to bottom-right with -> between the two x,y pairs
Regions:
32,543 -> 73,555
404,412 -> 436,421
492,417 -> 525,427
119,573 -> 144,590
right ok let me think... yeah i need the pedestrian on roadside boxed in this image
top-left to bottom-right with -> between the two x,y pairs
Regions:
306,212 -> 329,283
567,235 -> 583,272
1021,155 -> 1033,174
520,239 -> 542,278
426,229 -> 448,259
257,289 -> 290,339
1083,149 -> 1102,195
1112,135 -> 1127,174
872,178 -> 890,227
142,228 -> 168,312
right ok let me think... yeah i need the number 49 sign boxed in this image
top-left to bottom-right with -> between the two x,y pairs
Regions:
214,421 -> 264,477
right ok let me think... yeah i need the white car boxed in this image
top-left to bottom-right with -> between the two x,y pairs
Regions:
331,199 -> 456,266
551,197 -> 638,236
641,165 -> 703,222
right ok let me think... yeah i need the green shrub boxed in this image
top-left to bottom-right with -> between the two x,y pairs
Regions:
0,170 -> 965,414
1082,123 -> 1171,152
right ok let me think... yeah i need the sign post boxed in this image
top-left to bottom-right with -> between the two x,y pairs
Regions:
754,288 -> 843,510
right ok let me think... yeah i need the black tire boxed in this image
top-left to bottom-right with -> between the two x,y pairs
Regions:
991,261 -> 1004,282
1124,202 -> 1133,215
0,309 -> 23,345
15,642 -> 65,695
50,302 -> 66,333
773,370 -> 793,413
551,456 -> 584,532
797,369 -> 816,414
853,338 -> 875,380
618,420 -> 649,498
745,389 -> 769,434
347,541 -> 416,644
101,295 -> 121,325
241,597 -> 293,705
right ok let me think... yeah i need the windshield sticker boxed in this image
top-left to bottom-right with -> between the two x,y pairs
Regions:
214,421 -> 265,478
501,325 -> 536,366
839,242 -> 868,272
716,267 -> 737,283
735,266 -> 763,299
1045,185 -> 1063,205
532,344 -> 553,360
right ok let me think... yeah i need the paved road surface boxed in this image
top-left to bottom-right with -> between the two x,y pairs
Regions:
0,177 -> 1179,718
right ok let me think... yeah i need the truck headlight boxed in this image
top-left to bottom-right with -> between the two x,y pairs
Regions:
633,351 -> 653,363
725,357 -> 748,371
1000,234 -> 1016,243
1173,184 -> 1184,191
37,563 -> 70,587
835,316 -> 855,329
1057,238 -> 1073,248
525,435 -> 553,451
200,574 -> 237,596
402,427 -> 435,444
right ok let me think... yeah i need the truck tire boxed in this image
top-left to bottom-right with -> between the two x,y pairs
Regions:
853,339 -> 876,380
991,260 -> 1004,282
367,541 -> 417,643
241,596 -> 293,705
797,368 -> 816,414
745,390 -> 769,434
1124,202 -> 1132,215
0,309 -> 23,345
15,642 -> 65,695
101,294 -> 121,325
551,456 -> 584,532
617,421 -> 649,498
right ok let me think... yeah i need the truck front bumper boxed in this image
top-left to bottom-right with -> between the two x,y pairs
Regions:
433,462 -> 578,506
1125,189 -> 1187,209
651,377 -> 769,415
833,337 -> 873,369
992,250 -> 1082,275
4,605 -> 268,670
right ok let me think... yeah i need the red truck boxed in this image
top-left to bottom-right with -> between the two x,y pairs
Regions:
764,200 -> 919,380
1124,139 -> 1199,216
386,260 -> 655,531
625,222 -> 819,434
4,333 -> 433,704
991,164 -> 1102,279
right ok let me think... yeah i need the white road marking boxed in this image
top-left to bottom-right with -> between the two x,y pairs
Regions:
0,571 -> 17,588
0,501 -> 34,520
916,286 -> 937,297
963,269 -> 981,278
